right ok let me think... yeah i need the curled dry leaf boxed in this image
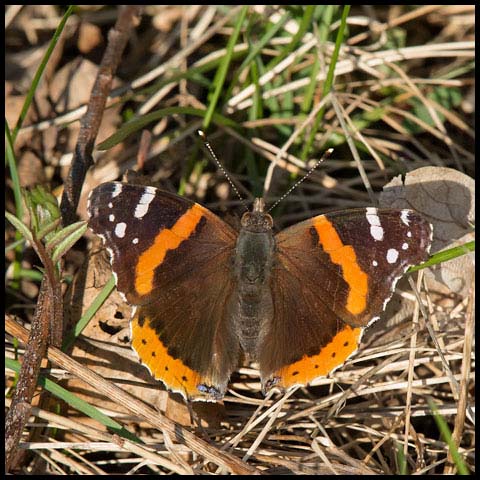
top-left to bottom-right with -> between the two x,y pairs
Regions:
379,166 -> 475,297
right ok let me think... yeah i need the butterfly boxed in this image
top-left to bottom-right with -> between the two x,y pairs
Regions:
88,181 -> 431,401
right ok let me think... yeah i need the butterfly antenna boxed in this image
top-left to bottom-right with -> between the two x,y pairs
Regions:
198,130 -> 249,212
266,148 -> 333,213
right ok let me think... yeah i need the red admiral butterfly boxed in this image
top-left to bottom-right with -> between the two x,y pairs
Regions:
88,181 -> 432,401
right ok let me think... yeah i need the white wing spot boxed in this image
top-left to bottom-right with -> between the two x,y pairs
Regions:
366,207 -> 379,223
402,242 -> 409,250
407,231 -> 412,238
372,260 -> 378,267
387,248 -> 399,264
109,214 -> 115,222
366,207 -> 384,241
132,238 -> 139,244
108,202 -> 113,208
370,226 -> 384,241
112,183 -> 123,198
115,222 -> 127,238
134,203 -> 149,219
401,210 -> 410,226
134,188 -> 156,219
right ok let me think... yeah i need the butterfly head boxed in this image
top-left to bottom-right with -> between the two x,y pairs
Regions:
240,198 -> 273,233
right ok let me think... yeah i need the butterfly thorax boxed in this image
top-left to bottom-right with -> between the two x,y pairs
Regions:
232,198 -> 275,357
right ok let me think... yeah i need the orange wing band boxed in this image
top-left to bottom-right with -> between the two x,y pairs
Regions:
274,325 -> 362,389
313,216 -> 368,315
135,204 -> 204,296
131,313 -> 204,399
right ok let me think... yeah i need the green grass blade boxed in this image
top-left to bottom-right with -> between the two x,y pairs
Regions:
301,5 -> 351,161
225,10 -> 291,100
266,6 -> 315,71
427,398 -> 469,474
301,5 -> 336,113
5,119 -> 25,289
5,120 -> 23,219
6,358 -> 141,444
62,275 -> 116,352
133,47 -> 249,100
245,58 -> 262,196
395,440 -> 408,474
5,211 -> 34,244
408,241 -> 474,273
203,6 -> 248,130
97,106 -> 240,150
10,5 -> 75,143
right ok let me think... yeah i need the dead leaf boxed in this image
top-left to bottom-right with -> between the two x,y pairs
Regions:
379,166 -> 475,297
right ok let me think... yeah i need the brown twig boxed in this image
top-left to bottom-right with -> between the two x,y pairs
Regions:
5,316 -> 261,475
6,6 -> 144,473
5,282 -> 49,472
5,239 -> 62,472
60,5 -> 143,226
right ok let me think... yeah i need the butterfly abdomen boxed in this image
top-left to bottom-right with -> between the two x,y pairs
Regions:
232,217 -> 275,357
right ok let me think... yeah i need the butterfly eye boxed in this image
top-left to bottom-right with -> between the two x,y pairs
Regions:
264,213 -> 273,228
241,212 -> 252,228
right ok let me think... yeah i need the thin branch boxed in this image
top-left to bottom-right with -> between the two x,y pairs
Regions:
5,317 -> 261,476
60,6 -> 143,226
